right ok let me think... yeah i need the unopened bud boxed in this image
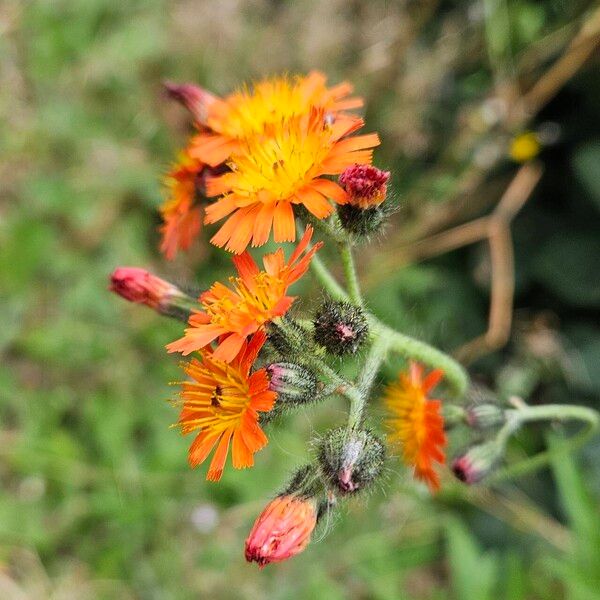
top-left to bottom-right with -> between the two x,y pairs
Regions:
339,164 -> 390,209
267,363 -> 318,405
109,267 -> 193,321
266,318 -> 307,358
313,300 -> 368,356
340,203 -> 392,237
319,427 -> 385,494
245,494 -> 317,567
163,81 -> 217,125
451,442 -> 501,484
465,403 -> 505,430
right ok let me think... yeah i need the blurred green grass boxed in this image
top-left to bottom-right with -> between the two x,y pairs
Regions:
1,0 -> 600,598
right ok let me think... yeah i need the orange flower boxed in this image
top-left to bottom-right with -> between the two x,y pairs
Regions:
245,494 -> 317,567
176,330 -> 276,482
384,361 -> 447,491
159,151 -> 204,260
189,71 -> 364,167
166,226 -> 322,362
204,108 -> 380,253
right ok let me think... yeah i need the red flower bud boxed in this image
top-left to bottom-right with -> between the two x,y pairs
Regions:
245,495 -> 317,567
339,164 -> 390,208
163,81 -> 217,126
109,267 -> 184,312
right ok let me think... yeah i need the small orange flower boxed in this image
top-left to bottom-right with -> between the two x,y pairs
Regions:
188,71 -> 364,167
204,108 -> 379,253
384,361 -> 447,491
159,151 -> 204,260
245,494 -> 317,567
176,330 -> 276,482
166,226 -> 322,362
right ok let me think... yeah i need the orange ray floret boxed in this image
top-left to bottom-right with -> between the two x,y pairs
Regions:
175,330 -> 277,482
384,361 -> 447,492
188,71 -> 364,167
166,226 -> 322,362
159,151 -> 204,260
203,109 -> 380,253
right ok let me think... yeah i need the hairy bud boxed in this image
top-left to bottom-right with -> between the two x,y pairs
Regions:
267,363 -> 318,405
245,494 -> 317,567
451,442 -> 501,484
319,427 -> 385,494
313,300 -> 369,356
266,318 -> 307,358
109,267 -> 193,321
337,203 -> 388,236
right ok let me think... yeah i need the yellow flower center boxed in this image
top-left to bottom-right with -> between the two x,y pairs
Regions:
227,116 -> 334,202
180,358 -> 251,435
204,272 -> 286,332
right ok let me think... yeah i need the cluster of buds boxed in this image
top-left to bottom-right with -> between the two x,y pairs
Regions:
448,385 -> 509,484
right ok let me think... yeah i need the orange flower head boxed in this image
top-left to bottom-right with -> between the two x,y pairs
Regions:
245,494 -> 317,567
159,151 -> 204,260
176,330 -> 276,482
384,361 -> 447,492
166,226 -> 322,362
189,71 -> 364,167
204,108 -> 380,253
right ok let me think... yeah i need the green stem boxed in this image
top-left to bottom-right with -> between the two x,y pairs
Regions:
340,242 -> 363,306
309,253 -> 349,302
348,336 -> 389,430
373,321 -> 469,397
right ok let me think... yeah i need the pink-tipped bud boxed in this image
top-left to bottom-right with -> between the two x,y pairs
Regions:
339,164 -> 390,209
163,81 -> 217,126
109,267 -> 191,320
451,442 -> 500,484
245,495 -> 317,567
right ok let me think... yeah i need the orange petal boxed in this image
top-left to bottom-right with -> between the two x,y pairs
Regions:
272,202 -> 296,243
206,429 -> 233,481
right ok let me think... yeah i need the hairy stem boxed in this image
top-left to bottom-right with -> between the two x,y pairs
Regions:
487,403 -> 600,484
339,242 -> 363,306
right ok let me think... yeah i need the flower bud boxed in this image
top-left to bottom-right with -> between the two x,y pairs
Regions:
337,203 -> 387,236
313,300 -> 368,356
465,403 -> 505,430
266,363 -> 318,405
245,494 -> 317,567
163,81 -> 217,125
319,427 -> 385,494
451,442 -> 501,484
266,318 -> 307,358
339,164 -> 390,209
109,267 -> 194,322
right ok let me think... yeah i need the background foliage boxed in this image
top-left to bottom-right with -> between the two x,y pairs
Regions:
1,0 -> 599,598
